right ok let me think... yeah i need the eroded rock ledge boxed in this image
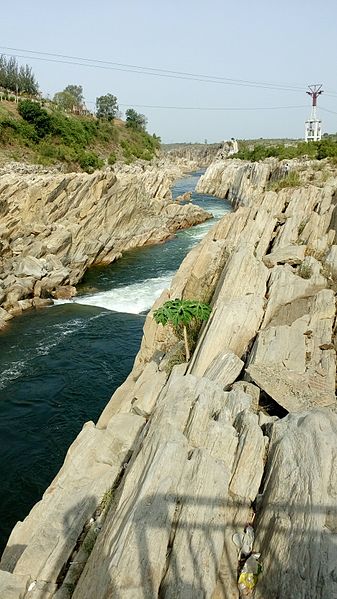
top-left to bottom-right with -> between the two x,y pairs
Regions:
0,158 -> 210,328
1,158 -> 336,599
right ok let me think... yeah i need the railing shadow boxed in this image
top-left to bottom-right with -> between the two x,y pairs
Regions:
67,493 -> 337,599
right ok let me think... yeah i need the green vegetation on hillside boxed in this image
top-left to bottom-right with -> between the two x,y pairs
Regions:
0,54 -> 161,171
267,171 -> 301,191
234,139 -> 337,162
0,99 -> 160,171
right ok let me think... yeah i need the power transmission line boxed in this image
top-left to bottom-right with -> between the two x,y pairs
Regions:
320,106 -> 337,116
0,45 -> 321,94
2,46 -> 336,112
113,102 -> 307,112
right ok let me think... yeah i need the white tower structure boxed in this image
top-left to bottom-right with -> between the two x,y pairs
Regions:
305,84 -> 323,142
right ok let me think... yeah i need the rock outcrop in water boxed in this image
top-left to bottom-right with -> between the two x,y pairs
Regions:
0,158 -> 211,328
1,158 -> 337,599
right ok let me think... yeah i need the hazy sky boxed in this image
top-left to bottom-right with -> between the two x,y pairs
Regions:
1,0 -> 337,142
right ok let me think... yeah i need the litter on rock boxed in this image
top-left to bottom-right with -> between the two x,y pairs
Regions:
238,553 -> 262,595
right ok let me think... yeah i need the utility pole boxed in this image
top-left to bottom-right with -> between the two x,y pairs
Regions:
305,84 -> 323,142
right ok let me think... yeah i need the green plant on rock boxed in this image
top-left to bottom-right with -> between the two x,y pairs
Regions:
297,262 -> 313,279
78,150 -> 103,172
153,299 -> 212,361
267,171 -> 301,192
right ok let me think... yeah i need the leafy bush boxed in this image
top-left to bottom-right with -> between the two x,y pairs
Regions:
153,299 -> 212,361
267,171 -> 301,191
120,129 -> 160,162
316,139 -> 337,160
125,108 -> 147,131
297,262 -> 313,279
38,141 -> 78,164
78,151 -> 103,172
18,100 -> 53,138
51,111 -> 96,148
108,152 -> 117,165
234,139 -> 337,162
0,117 -> 37,143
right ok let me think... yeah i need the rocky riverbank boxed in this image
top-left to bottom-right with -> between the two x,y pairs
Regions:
1,157 -> 336,599
0,157 -> 211,328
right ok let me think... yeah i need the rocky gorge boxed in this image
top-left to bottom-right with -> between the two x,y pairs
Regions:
0,155 -> 337,599
0,156 -> 211,328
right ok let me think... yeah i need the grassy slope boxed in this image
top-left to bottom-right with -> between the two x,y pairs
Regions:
0,101 -> 160,171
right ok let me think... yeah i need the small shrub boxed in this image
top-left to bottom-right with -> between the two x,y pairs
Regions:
18,99 -> 53,138
297,262 -> 313,279
153,299 -> 212,361
100,488 -> 114,511
51,111 -> 95,147
0,117 -> 37,143
108,152 -> 117,165
78,150 -> 103,172
267,171 -> 301,192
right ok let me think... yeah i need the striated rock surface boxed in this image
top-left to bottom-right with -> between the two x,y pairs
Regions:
0,159 -> 210,325
162,143 -> 222,167
1,157 -> 337,599
254,409 -> 337,599
195,158 -> 274,207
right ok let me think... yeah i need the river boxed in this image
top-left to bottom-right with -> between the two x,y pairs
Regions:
0,169 -> 231,553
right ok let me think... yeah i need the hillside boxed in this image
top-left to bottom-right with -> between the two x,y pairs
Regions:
0,100 -> 161,171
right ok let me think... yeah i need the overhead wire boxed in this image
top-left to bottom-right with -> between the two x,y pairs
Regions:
112,102 -> 307,111
320,106 -> 337,116
1,46 -> 336,113
0,45 -> 318,94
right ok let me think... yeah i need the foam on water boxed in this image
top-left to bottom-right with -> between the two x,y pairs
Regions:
71,273 -> 173,313
55,198 -> 230,314
0,169 -> 233,553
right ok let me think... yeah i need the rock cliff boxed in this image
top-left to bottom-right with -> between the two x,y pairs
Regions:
1,158 -> 337,599
162,143 -> 223,166
0,158 -> 210,328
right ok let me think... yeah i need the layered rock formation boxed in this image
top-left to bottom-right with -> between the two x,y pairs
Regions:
162,143 -> 222,167
0,159 -> 210,328
1,158 -> 337,599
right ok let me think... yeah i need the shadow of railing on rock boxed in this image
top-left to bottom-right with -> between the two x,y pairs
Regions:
65,493 -> 337,599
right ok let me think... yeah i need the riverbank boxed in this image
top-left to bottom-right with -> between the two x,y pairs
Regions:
0,171 -> 231,555
1,157 -> 336,598
0,157 -> 212,329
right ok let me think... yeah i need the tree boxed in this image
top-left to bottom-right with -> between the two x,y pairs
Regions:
0,55 -> 7,89
0,55 -> 38,95
54,85 -> 84,112
96,94 -> 118,121
18,99 -> 52,138
5,56 -> 18,91
153,299 -> 212,361
125,108 -> 147,131
17,64 -> 38,95
53,90 -> 78,111
63,85 -> 84,106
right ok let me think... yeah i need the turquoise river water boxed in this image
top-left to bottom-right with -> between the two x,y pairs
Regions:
0,170 -> 231,552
